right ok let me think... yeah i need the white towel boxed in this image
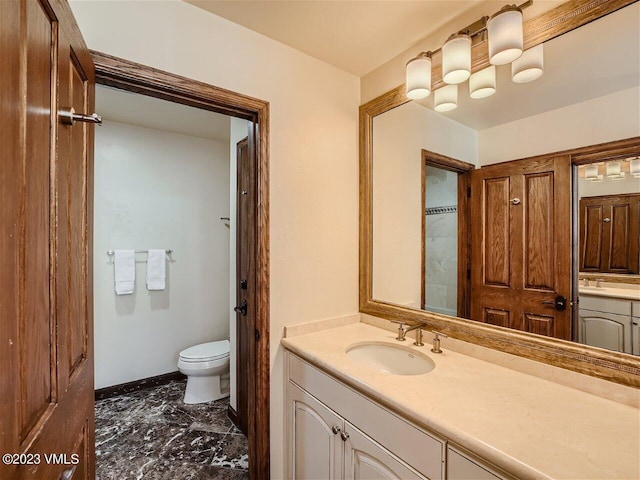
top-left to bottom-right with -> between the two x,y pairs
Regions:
146,249 -> 166,291
114,250 -> 135,295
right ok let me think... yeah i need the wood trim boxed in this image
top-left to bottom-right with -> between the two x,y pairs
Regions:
360,5 -> 640,388
94,372 -> 186,401
428,0 -> 637,92
421,157 -> 426,310
421,149 -> 474,173
91,52 -> 270,479
227,404 -> 240,430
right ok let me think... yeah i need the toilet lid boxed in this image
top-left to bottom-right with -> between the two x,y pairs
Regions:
179,340 -> 230,362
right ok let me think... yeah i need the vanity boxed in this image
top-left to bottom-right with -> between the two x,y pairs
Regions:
282,319 -> 640,480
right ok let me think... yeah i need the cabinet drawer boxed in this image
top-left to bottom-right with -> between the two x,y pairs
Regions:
632,301 -> 640,318
288,353 -> 445,480
579,295 -> 631,315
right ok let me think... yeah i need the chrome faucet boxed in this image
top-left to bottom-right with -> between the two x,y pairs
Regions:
391,321 -> 425,346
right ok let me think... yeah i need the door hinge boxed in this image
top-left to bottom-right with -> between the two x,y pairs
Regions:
467,186 -> 471,198
240,279 -> 247,290
467,269 -> 471,280
255,328 -> 260,341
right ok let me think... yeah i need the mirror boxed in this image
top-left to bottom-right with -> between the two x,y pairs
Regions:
362,1 -> 640,384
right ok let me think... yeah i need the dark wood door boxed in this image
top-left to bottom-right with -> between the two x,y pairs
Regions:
580,194 -> 639,274
470,155 -> 572,340
0,1 -> 95,479
235,136 -> 255,435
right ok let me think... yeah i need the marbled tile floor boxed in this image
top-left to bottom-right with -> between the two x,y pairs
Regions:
95,380 -> 248,480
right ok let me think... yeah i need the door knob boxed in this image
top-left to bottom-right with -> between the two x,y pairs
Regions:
541,295 -> 567,311
60,107 -> 102,126
510,198 -> 521,205
59,466 -> 77,480
234,300 -> 247,316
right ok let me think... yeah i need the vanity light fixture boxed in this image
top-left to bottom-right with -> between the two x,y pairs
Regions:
442,34 -> 472,84
405,1 -> 537,112
584,164 -> 603,182
488,5 -> 524,65
512,44 -> 544,83
406,52 -> 433,100
469,65 -> 497,99
434,84 -> 458,112
606,160 -> 625,180
630,157 -> 640,178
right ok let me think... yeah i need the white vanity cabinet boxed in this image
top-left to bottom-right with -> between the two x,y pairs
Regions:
579,295 -> 633,354
287,353 -> 443,479
286,352 -> 512,480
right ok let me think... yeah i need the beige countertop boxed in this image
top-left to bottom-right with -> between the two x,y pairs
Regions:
282,322 -> 640,480
579,285 -> 640,301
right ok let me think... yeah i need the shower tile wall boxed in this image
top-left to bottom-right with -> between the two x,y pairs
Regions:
425,166 -> 458,316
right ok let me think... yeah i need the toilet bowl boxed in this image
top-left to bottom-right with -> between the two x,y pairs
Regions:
178,340 -> 230,404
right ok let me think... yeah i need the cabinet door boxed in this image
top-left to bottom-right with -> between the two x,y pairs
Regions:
579,309 -> 632,354
447,447 -> 505,480
343,422 -> 427,480
288,382 -> 343,480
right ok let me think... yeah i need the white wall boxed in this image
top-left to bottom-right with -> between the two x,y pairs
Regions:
93,120 -> 230,389
478,87 -> 640,165
372,102 -> 477,308
70,2 -> 360,476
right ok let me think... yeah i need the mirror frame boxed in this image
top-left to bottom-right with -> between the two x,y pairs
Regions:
359,0 -> 640,388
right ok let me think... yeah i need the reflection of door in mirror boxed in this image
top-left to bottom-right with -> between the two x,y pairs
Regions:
469,156 -> 572,340
577,158 -> 640,356
422,152 -> 473,318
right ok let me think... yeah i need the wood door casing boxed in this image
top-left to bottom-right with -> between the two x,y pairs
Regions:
471,156 -> 572,340
1,1 -> 95,478
579,194 -> 640,274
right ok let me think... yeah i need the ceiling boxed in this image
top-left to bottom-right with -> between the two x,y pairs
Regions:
184,0 -> 484,76
96,85 -> 231,142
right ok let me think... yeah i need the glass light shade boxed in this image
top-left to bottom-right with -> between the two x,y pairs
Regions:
606,161 -> 625,179
406,55 -> 432,100
487,7 -> 523,65
442,34 -> 471,84
630,158 -> 640,178
469,66 -> 497,99
512,44 -> 544,83
584,164 -> 600,181
434,84 -> 458,112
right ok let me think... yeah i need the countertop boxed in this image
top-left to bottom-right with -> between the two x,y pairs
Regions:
579,285 -> 640,301
282,322 -> 640,480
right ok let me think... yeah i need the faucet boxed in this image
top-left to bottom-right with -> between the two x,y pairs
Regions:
391,321 -> 425,346
431,331 -> 448,354
583,278 -> 589,287
595,278 -> 602,288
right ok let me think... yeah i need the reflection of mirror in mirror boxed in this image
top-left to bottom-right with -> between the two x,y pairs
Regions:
370,3 -> 639,357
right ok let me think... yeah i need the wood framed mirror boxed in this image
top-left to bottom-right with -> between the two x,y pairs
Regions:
360,0 -> 640,387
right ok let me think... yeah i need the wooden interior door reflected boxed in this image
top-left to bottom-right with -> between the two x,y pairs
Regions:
470,155 -> 572,340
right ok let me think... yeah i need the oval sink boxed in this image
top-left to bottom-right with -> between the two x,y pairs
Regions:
346,342 -> 435,376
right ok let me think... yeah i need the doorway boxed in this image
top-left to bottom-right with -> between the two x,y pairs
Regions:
93,52 -> 270,478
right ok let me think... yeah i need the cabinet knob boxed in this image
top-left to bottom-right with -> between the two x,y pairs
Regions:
340,431 -> 350,441
331,425 -> 341,435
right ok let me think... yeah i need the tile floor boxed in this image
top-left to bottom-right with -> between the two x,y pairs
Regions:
95,380 -> 248,480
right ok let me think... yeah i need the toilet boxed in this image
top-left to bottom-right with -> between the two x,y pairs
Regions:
177,340 -> 230,404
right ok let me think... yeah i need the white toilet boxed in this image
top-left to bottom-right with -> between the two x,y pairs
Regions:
177,340 -> 230,404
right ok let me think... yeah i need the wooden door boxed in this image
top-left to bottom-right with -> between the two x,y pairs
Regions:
579,194 -> 640,274
470,156 -> 572,340
343,422 -> 426,480
0,1 -> 95,479
235,135 -> 254,434
288,383 -> 343,480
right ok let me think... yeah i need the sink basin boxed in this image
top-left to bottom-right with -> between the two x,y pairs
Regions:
346,342 -> 435,376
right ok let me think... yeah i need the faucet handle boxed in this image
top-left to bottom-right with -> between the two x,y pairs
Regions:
432,331 -> 448,340
390,321 -> 407,341
431,331 -> 448,354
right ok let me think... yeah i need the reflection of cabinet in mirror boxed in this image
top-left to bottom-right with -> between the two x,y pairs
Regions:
579,194 -> 639,274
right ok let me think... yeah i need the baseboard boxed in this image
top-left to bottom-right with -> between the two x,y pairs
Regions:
95,371 -> 186,401
228,404 -> 240,429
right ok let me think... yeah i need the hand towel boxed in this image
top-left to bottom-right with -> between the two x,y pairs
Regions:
146,249 -> 166,291
114,250 -> 135,295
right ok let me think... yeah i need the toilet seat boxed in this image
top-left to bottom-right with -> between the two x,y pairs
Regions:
179,340 -> 230,363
